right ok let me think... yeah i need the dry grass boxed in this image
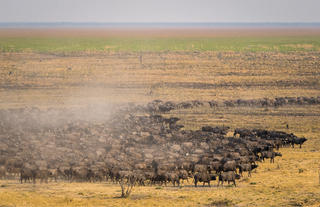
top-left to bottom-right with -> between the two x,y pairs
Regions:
0,31 -> 320,206
0,51 -> 319,108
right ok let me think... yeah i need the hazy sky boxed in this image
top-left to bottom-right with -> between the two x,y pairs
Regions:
0,0 -> 319,23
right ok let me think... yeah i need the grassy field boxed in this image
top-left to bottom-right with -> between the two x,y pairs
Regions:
0,28 -> 320,206
1,28 -> 320,53
1,36 -> 320,53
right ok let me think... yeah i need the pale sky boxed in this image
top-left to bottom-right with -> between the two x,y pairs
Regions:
0,0 -> 319,23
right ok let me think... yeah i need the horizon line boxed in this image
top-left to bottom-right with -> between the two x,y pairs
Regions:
1,22 -> 320,29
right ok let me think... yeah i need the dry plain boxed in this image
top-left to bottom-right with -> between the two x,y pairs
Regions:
0,28 -> 320,206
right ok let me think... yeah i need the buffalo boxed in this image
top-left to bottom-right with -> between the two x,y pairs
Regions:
218,171 -> 240,187
238,163 -> 258,177
261,151 -> 282,163
194,172 -> 216,187
291,137 -> 307,148
20,168 -> 37,184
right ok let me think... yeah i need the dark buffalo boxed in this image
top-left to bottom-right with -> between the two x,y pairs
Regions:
202,126 -> 229,135
234,128 -> 253,138
218,171 -> 240,187
20,168 -> 37,184
261,151 -> 282,163
194,172 -> 216,187
291,137 -> 307,148
238,163 -> 258,177
220,160 -> 237,172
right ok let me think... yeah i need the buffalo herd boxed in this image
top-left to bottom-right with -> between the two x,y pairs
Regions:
0,100 -> 308,190
136,96 -> 320,113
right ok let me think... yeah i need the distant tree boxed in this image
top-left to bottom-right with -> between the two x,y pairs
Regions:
119,174 -> 137,198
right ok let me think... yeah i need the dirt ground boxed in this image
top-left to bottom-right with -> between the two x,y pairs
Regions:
1,28 -> 320,38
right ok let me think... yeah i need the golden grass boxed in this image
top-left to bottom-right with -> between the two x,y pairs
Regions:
0,49 -> 320,206
0,51 -> 319,108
